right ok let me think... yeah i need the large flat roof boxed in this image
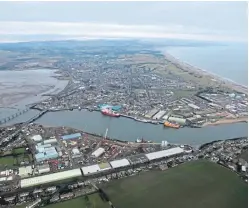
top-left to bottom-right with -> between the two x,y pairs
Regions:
61,133 -> 81,140
145,147 -> 184,161
128,154 -> 149,165
20,169 -> 82,188
110,159 -> 130,169
98,162 -> 111,171
81,165 -> 101,176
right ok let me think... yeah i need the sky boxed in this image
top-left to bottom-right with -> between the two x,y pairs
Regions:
0,1 -> 247,42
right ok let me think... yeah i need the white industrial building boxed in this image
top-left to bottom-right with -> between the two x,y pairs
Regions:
31,135 -> 43,142
91,147 -> 105,158
72,148 -> 80,155
43,139 -> 57,145
168,117 -> 186,125
20,169 -> 82,188
37,164 -> 50,174
153,110 -> 166,120
188,103 -> 200,110
110,159 -> 130,169
18,166 -> 33,178
81,164 -> 101,176
145,147 -> 184,161
0,177 -> 6,182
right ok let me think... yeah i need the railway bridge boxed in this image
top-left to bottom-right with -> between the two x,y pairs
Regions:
0,108 -> 29,125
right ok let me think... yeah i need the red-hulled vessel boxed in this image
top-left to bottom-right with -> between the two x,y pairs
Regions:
101,108 -> 120,117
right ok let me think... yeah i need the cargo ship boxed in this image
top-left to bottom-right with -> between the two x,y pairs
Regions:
101,108 -> 120,117
164,121 -> 180,129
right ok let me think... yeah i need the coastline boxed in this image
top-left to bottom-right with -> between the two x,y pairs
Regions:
203,117 -> 248,127
164,52 -> 248,94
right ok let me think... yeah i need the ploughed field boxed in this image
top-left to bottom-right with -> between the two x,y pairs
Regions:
44,160 -> 247,208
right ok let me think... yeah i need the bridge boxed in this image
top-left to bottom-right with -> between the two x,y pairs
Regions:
0,108 -> 29,125
0,110 -> 48,149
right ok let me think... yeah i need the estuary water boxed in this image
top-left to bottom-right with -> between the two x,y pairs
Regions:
2,109 -> 247,146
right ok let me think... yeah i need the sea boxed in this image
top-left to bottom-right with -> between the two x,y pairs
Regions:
162,42 -> 248,86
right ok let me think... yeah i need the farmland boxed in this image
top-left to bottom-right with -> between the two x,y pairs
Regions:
24,160 -> 247,208
102,160 -> 247,208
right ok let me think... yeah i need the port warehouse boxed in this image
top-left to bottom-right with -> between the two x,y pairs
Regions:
20,147 -> 184,188
34,133 -> 81,162
61,133 -> 81,140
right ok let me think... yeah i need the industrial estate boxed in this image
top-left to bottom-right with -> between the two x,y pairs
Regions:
0,123 -> 248,208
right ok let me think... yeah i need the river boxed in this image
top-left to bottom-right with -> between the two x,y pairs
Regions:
2,109 -> 247,146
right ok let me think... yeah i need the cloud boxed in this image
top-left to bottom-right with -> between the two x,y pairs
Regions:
0,21 -> 246,43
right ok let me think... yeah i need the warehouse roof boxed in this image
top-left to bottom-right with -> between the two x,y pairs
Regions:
31,135 -> 42,142
20,169 -> 82,188
145,147 -> 184,161
61,133 -> 81,140
98,163 -> 111,171
110,159 -> 130,169
19,166 -> 32,178
92,147 -> 105,157
81,165 -> 101,176
128,154 -> 149,165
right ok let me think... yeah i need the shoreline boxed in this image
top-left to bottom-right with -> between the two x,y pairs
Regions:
203,117 -> 248,127
0,69 -> 69,108
164,52 -> 248,94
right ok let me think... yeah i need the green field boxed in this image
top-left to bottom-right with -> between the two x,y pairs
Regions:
12,147 -> 26,155
21,160 -> 248,208
240,150 -> 248,162
0,156 -> 16,165
103,160 -> 248,208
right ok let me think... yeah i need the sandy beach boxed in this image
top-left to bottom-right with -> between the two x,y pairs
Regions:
203,117 -> 248,127
164,52 -> 248,94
